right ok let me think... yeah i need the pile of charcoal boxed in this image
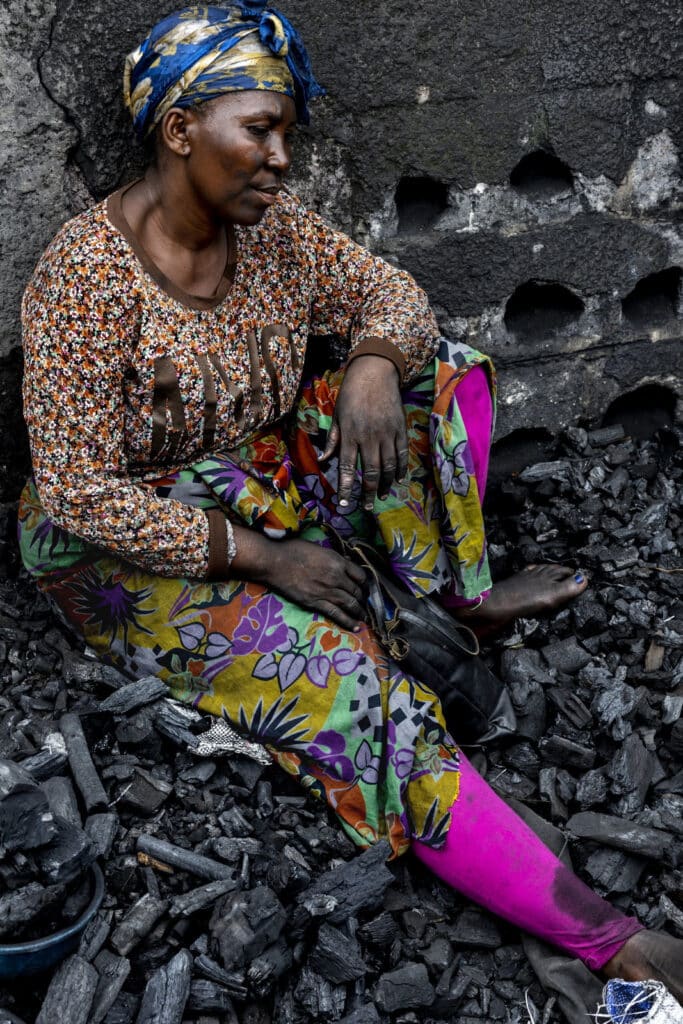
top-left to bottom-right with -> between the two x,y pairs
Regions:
0,415 -> 680,1024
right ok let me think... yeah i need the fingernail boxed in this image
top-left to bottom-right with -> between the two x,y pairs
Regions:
364,503 -> 374,511
339,499 -> 349,508
379,494 -> 388,501
574,573 -> 584,584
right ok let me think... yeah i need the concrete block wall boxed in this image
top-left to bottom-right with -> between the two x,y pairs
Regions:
1,0 -> 681,501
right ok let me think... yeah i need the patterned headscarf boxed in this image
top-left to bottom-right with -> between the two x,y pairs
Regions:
124,2 -> 325,140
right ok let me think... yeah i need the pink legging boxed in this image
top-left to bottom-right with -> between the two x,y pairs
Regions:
414,754 -> 643,970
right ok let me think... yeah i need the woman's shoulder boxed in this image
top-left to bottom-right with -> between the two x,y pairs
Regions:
30,199 -> 136,289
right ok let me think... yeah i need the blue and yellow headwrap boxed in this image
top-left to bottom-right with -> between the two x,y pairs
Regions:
124,2 -> 325,140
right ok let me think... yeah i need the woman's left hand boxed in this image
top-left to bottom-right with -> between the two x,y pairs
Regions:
319,354 -> 408,511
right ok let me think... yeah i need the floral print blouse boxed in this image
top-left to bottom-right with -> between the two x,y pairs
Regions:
22,186 -> 440,581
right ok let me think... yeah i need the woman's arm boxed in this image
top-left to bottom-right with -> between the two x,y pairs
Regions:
22,239 -> 228,581
291,198 -> 439,509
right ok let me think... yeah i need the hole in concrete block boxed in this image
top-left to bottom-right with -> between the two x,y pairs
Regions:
504,281 -> 585,339
509,150 -> 574,195
621,267 -> 681,327
395,176 -> 448,233
603,384 -> 676,440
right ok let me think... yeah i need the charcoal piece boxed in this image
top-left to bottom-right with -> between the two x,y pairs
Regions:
297,840 -> 393,924
503,741 -> 540,776
662,694 -> 683,725
154,701 -> 200,748
374,962 -> 435,1012
293,966 -> 347,1021
86,813 -> 119,859
34,815 -> 97,885
36,954 -> 98,1024
119,768 -> 172,815
60,713 -> 108,814
137,835 -> 234,880
247,937 -> 294,996
210,887 -> 286,970
188,981 -> 237,1017
668,720 -> 683,760
576,769 -> 608,808
609,733 -> 654,813
546,687 -> 592,730
542,637 -> 592,674
110,894 -> 169,956
102,990 -> 139,1023
212,837 -> 264,862
91,950 -> 131,1024
657,770 -> 683,795
592,682 -> 639,736
231,757 -> 266,792
588,425 -> 625,447
658,894 -> 683,936
134,948 -> 192,1024
115,711 -> 159,753
0,758 -> 56,851
79,912 -> 111,961
420,936 -> 453,972
507,676 -> 547,741
402,908 -> 427,939
432,965 -> 472,1016
41,775 -> 81,826
519,461 -> 570,484
99,677 -> 168,715
500,648 -> 554,689
21,732 -> 68,781
337,1005 -> 380,1024
169,877 -> 238,918
0,880 -> 66,940
218,805 -> 253,837
178,761 -> 216,785
451,909 -> 502,949
567,811 -> 673,859
572,598 -> 608,635
308,922 -> 366,983
583,848 -> 646,894
256,780 -> 274,818
194,955 -> 248,999
539,735 -> 596,770
538,768 -> 568,820
358,911 -> 399,947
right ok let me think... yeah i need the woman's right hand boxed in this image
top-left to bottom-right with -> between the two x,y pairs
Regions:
231,528 -> 367,632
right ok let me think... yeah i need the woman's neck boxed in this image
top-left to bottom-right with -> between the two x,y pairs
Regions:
122,169 -> 230,299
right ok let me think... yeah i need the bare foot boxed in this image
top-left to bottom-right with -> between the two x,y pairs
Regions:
457,564 -> 588,632
603,929 -> 683,1005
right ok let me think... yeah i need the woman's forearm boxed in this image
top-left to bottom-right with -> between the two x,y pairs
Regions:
229,524 -> 279,583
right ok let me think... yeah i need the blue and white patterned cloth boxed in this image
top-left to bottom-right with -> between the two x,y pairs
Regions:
603,980 -> 683,1023
124,2 -> 325,138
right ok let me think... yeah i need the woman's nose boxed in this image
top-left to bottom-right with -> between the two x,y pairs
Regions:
266,134 -> 291,173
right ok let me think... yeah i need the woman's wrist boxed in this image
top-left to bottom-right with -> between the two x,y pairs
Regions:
230,525 -> 278,583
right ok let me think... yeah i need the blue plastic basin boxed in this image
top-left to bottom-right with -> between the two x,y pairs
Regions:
0,863 -> 105,979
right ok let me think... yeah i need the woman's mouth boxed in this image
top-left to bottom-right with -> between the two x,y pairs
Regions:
250,186 -> 280,206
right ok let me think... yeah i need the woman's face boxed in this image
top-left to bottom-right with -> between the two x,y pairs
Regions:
179,91 -> 298,225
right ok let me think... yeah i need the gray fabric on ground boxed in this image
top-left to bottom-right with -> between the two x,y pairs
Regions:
506,797 -> 604,1024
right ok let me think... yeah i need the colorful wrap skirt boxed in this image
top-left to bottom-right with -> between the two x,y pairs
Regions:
19,338 -> 495,857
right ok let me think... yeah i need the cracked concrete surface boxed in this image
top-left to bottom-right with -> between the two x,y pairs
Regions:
0,0 -> 681,496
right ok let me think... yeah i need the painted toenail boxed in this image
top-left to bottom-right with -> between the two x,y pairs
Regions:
574,573 -> 584,583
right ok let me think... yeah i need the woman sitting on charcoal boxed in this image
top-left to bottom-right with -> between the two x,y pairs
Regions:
18,1 -> 682,1000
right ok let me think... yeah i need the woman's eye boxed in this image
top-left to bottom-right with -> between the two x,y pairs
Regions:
247,125 -> 270,138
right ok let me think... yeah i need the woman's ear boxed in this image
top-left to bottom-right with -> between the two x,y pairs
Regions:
159,107 -> 193,157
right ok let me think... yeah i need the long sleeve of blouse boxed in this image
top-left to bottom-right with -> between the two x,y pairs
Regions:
21,190 -> 440,580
